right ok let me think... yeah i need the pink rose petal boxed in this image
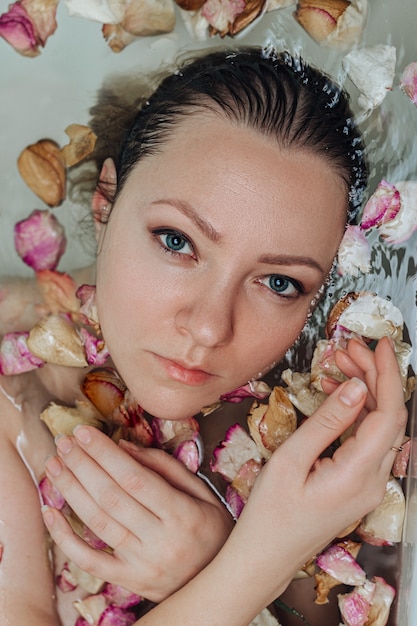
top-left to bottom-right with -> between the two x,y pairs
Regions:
400,61 -> 417,105
14,209 -> 66,271
0,331 -> 44,375
360,180 -> 401,230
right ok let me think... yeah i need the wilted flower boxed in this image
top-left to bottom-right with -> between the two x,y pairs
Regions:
14,209 -> 66,271
343,44 -> 396,113
17,138 -> 66,207
0,331 -> 44,375
337,225 -> 371,277
360,179 -> 401,230
81,367 -> 126,418
400,61 -> 417,106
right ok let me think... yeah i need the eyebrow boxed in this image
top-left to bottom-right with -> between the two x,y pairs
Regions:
151,198 -> 324,273
151,198 -> 222,243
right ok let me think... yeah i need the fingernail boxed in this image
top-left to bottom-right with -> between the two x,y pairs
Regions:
73,425 -> 91,445
339,377 -> 367,407
55,434 -> 73,455
45,455 -> 62,477
41,505 -> 55,528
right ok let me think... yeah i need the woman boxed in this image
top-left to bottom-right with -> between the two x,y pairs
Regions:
0,47 -> 407,625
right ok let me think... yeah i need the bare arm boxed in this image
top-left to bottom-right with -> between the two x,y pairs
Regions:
0,396 -> 59,624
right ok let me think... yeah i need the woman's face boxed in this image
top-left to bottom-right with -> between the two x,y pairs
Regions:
96,113 -> 347,419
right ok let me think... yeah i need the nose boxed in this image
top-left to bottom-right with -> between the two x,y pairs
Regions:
174,279 -> 235,348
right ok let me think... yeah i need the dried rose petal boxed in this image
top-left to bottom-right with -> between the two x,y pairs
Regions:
210,423 -> 261,482
0,543 -> 3,562
400,61 -> 417,105
377,180 -> 417,244
27,314 -> 88,367
76,284 -> 99,327
294,0 -> 350,44
366,576 -> 396,625
310,339 -> 348,391
64,0 -> 120,22
151,416 -> 199,452
230,457 -> 262,500
74,594 -> 108,624
98,606 -> 137,626
14,209 -> 66,271
392,438 -> 411,478
36,270 -> 80,315
220,381 -> 271,403
0,2 -> 38,56
17,139 -> 66,207
357,477 -> 405,546
225,484 -> 245,518
337,225 -> 371,277
59,124 -> 97,167
119,0 -> 175,36
281,368 -> 327,417
79,328 -> 110,366
201,0 -> 245,35
83,525 -> 108,550
0,331 -> 44,375
102,583 -> 142,609
343,44 -> 396,113
81,368 -> 126,418
39,475 -> 66,509
56,562 -> 78,593
316,544 -> 366,586
247,386 -> 297,459
69,561 -> 105,594
360,180 -> 401,230
102,22 -> 137,53
21,0 -> 58,46
112,405 -> 154,447
315,540 -> 362,604
40,401 -> 103,437
338,579 -> 376,626
173,439 -> 201,473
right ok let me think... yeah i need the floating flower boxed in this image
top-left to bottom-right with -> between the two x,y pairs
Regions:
0,330 -> 44,375
400,61 -> 417,106
360,180 -> 401,230
337,225 -> 371,277
343,44 -> 396,113
17,138 -> 66,207
14,209 -> 66,271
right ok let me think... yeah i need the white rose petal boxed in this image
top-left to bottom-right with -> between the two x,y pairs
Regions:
378,180 -> 417,244
343,44 -> 396,112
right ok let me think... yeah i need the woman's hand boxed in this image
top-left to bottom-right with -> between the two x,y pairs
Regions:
226,336 -> 407,604
43,433 -> 234,602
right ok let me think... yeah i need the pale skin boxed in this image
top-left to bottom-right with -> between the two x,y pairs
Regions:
0,112 -> 407,625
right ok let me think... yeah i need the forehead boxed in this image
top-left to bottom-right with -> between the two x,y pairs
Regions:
117,113 -> 347,264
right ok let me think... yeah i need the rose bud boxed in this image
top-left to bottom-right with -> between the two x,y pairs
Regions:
17,139 -> 66,207
400,61 -> 417,106
0,331 -> 44,375
59,124 -> 97,167
14,209 -> 66,271
294,0 -> 350,44
0,2 -> 38,56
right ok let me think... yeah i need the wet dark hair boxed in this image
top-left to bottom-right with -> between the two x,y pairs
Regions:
86,46 -> 368,225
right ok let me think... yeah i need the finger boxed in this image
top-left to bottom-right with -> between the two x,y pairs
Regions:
118,441 -> 220,505
41,505 -> 118,581
350,336 -> 407,466
66,427 -> 200,521
45,450 -> 143,551
285,375 -> 368,472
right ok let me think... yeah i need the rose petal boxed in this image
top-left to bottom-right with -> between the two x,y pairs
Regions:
360,180 -> 401,230
400,61 -> 417,106
0,331 -> 44,375
210,423 -> 261,482
0,2 -> 39,56
337,225 -> 371,277
357,477 -> 405,546
14,209 -> 66,271
343,44 -> 396,112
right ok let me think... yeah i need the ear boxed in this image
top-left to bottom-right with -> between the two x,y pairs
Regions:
92,158 -> 117,241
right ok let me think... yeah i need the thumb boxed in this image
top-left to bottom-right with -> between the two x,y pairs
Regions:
287,377 -> 368,470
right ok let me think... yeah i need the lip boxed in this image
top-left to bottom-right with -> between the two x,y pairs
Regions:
152,353 -> 214,386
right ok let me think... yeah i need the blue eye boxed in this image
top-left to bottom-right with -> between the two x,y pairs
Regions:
259,274 -> 303,298
153,229 -> 195,258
